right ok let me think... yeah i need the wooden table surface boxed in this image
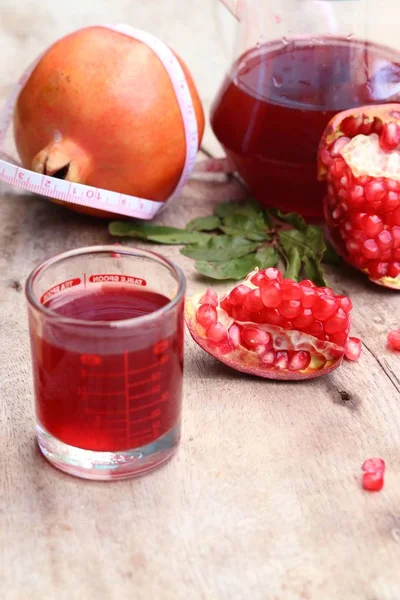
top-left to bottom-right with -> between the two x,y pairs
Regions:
1,1 -> 400,596
1,149 -> 400,600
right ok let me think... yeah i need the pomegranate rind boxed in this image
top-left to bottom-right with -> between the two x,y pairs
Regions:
185,294 -> 343,381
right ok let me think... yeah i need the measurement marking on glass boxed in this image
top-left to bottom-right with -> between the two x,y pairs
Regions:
79,353 -> 169,375
124,350 -> 130,448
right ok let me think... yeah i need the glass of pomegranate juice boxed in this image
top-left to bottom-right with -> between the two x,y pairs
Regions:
25,246 -> 185,480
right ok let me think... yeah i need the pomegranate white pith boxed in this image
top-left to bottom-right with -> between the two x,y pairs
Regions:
185,269 -> 357,381
319,105 -> 400,289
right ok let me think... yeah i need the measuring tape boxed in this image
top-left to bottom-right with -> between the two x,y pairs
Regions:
0,24 -> 199,220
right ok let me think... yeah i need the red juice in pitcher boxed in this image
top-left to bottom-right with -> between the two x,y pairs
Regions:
211,38 -> 400,219
31,286 -> 183,452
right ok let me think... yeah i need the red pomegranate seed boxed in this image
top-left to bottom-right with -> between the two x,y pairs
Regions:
380,121 -> 400,151
261,350 -> 276,366
243,288 -> 264,313
229,284 -> 250,306
346,240 -> 361,254
344,336 -> 362,361
351,212 -> 367,228
300,279 -> 316,288
324,308 -> 349,334
362,471 -> 384,492
312,295 -> 339,321
307,320 -> 325,340
199,288 -> 218,308
358,120 -> 373,135
249,270 -> 267,287
300,285 -> 317,308
330,136 -> 351,156
388,262 -> 400,278
241,326 -> 270,349
339,296 -> 353,313
264,267 -> 283,282
383,191 -> 400,212
281,280 -> 302,301
362,214 -> 384,237
392,227 -> 400,248
319,287 -> 335,297
275,351 -> 289,370
260,282 -> 282,308
386,178 -> 400,191
196,304 -> 218,328
228,324 -> 241,349
292,309 -> 314,329
348,185 -> 365,208
220,295 -> 231,312
256,268 -> 283,288
288,351 -> 311,371
390,207 -> 400,227
376,229 -> 393,251
371,116 -> 383,135
340,115 -> 363,137
207,322 -> 227,343
331,158 -> 348,178
278,300 -> 302,320
262,308 -> 285,326
320,148 -> 334,168
362,239 -> 380,259
255,339 -> 274,356
379,250 -> 392,261
362,458 -> 386,474
352,254 -> 369,269
231,305 -> 251,322
368,261 -> 389,279
328,330 -> 348,346
387,330 -> 400,351
364,181 -> 386,204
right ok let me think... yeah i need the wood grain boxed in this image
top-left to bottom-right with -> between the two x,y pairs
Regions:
1,157 -> 400,600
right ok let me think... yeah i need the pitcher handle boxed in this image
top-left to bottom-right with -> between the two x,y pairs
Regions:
218,0 -> 244,21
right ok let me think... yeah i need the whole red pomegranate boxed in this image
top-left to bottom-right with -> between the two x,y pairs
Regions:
13,26 -> 205,217
318,105 -> 400,289
186,268 -> 359,380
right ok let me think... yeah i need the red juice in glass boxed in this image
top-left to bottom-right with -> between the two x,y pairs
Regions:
26,246 -> 185,480
34,287 -> 182,453
211,38 -> 400,219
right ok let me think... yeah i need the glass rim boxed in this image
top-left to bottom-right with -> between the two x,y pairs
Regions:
25,245 -> 186,329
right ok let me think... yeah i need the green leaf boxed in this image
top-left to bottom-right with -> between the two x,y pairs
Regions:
195,254 -> 260,280
278,229 -> 307,256
284,247 -> 302,281
278,226 -> 328,286
303,256 -> 327,287
214,198 -> 263,219
220,214 -> 269,241
255,246 -> 279,269
323,240 -> 342,265
109,221 -> 210,245
185,215 -> 221,232
180,236 -> 258,261
270,209 -> 308,230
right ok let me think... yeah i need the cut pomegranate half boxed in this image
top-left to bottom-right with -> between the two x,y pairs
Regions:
318,104 -> 400,290
185,269 -> 357,380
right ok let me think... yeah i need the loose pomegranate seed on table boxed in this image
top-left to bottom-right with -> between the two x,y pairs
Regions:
361,457 -> 386,492
387,330 -> 400,350
186,269 -> 359,380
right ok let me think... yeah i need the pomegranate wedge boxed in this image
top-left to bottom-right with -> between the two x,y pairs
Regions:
318,104 -> 400,290
185,269 -> 357,380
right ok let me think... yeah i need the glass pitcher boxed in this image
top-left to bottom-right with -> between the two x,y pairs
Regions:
211,0 -> 400,219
